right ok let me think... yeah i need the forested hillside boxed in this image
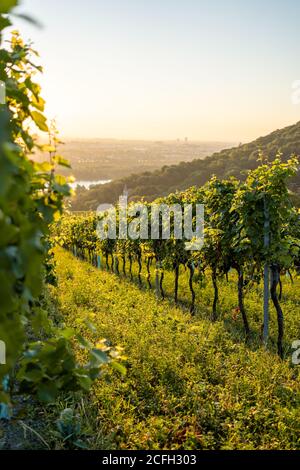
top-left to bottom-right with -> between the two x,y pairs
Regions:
72,121 -> 300,210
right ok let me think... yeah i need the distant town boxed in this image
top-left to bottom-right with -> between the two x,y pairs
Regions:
35,138 -> 236,183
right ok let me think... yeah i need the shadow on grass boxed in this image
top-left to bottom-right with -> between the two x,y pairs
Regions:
78,253 -> 291,361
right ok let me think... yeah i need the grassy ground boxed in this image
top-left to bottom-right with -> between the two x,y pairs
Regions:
46,248 -> 300,450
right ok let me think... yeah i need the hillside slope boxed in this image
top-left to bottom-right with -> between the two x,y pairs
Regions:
72,121 -> 300,210
52,248 -> 300,449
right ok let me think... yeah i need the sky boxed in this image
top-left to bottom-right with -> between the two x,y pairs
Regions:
9,0 -> 300,142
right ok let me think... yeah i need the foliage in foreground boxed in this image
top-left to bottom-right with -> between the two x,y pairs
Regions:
0,1 -> 114,407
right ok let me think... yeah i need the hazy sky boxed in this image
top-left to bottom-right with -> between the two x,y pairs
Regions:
10,0 -> 300,142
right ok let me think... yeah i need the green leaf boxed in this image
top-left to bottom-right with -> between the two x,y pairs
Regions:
90,348 -> 109,364
0,0 -> 18,14
37,382 -> 59,403
53,155 -> 71,168
111,361 -> 127,375
84,320 -> 97,334
0,15 -> 11,30
76,334 -> 92,349
57,327 -> 75,340
76,374 -> 92,391
31,110 -> 49,132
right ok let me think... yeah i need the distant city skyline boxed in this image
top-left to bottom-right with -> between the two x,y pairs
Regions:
10,0 -> 300,142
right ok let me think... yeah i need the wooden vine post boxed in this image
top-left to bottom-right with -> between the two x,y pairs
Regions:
155,260 -> 160,298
